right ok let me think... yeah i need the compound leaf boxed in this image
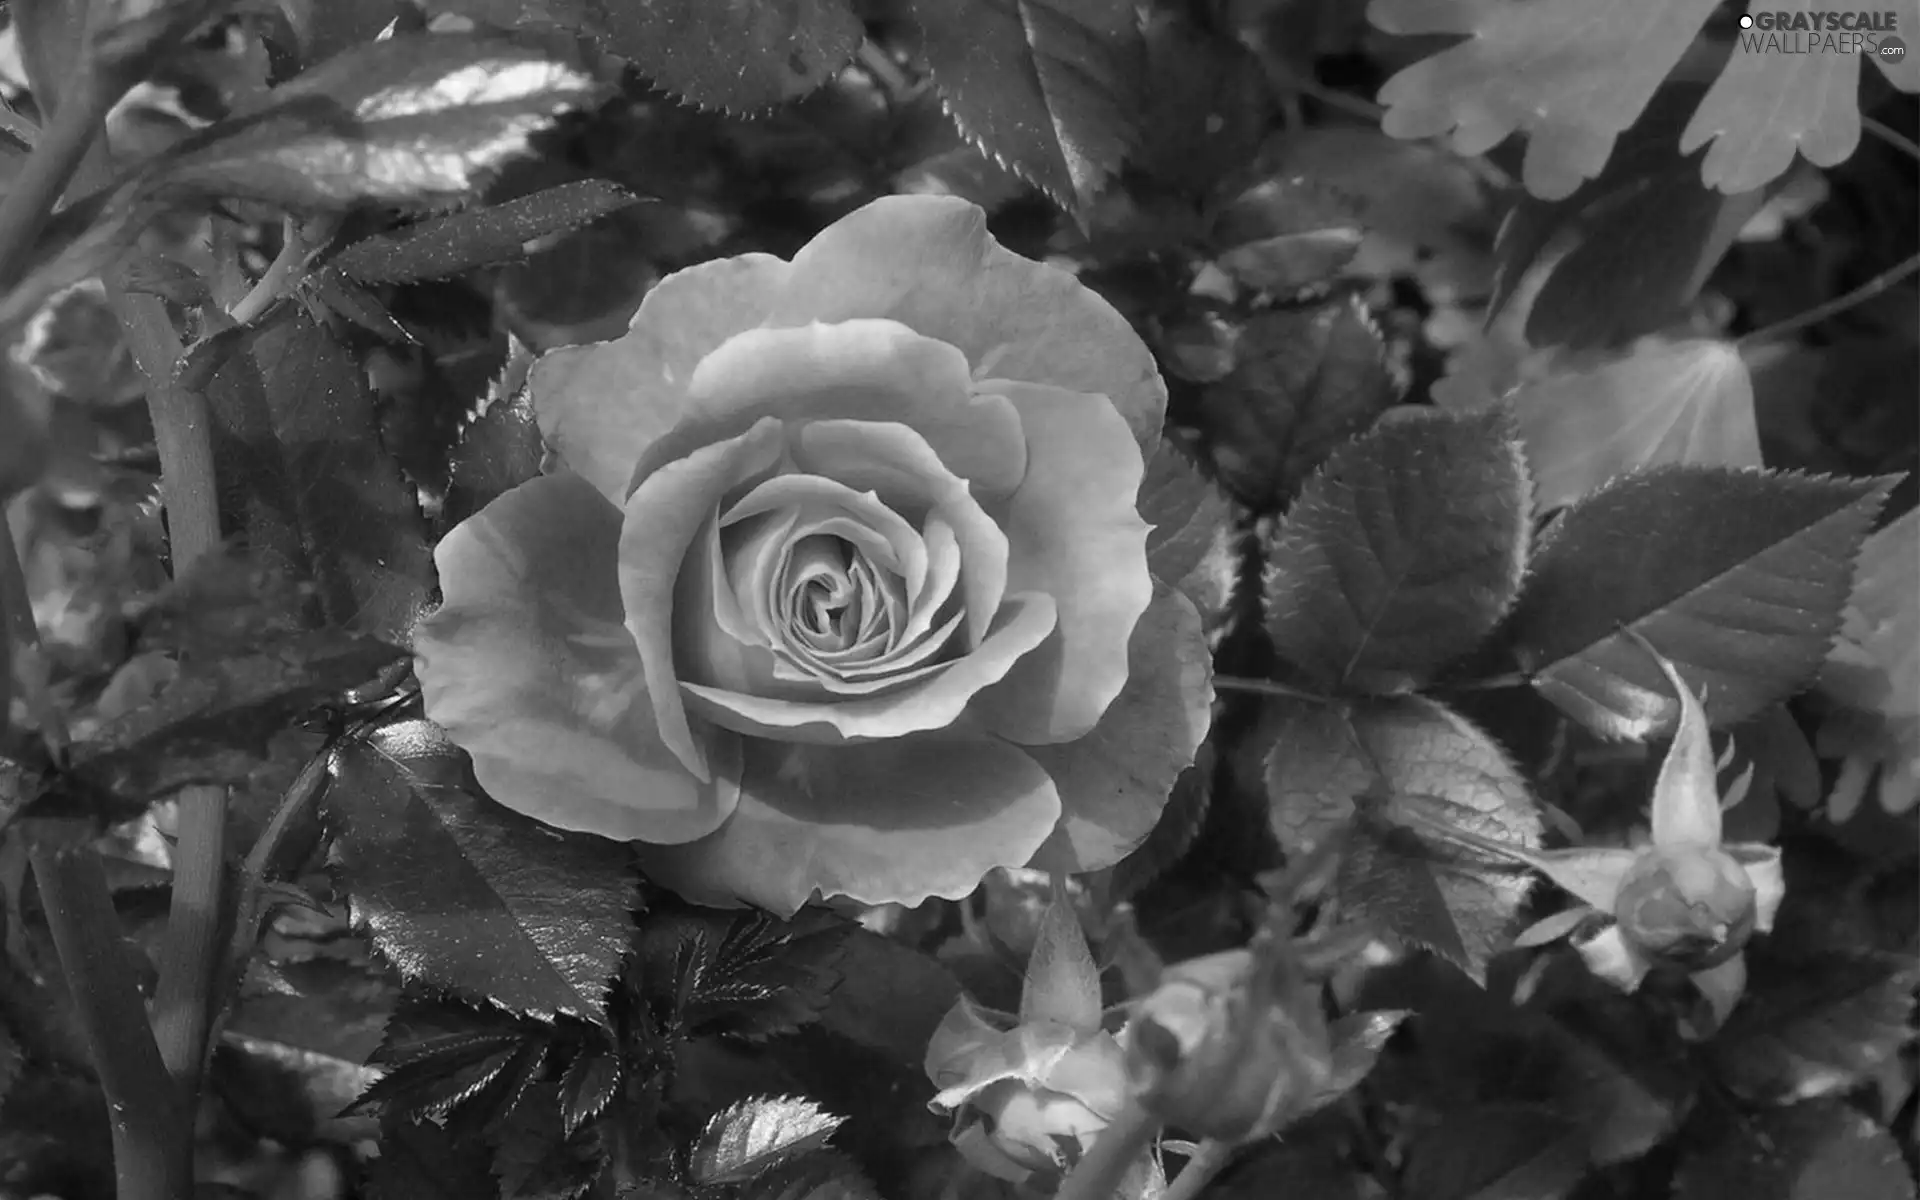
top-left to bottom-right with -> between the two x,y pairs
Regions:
1506,466 -> 1894,738
633,906 -> 851,1042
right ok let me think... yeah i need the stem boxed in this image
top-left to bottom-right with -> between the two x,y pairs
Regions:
855,39 -> 915,104
1737,250 -> 1920,348
1213,674 -> 1331,704
0,519 -> 69,754
0,75 -> 113,287
1057,1098 -> 1162,1200
1862,115 -> 1920,164
226,216 -> 304,326
28,842 -> 191,1200
1436,671 -> 1532,692
1162,1138 -> 1236,1200
221,750 -> 330,987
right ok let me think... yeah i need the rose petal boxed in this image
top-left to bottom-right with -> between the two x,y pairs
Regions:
1728,842 -> 1785,933
681,592 -> 1057,743
1023,584 -> 1214,873
532,253 -> 789,504
620,417 -> 786,781
632,319 -> 1029,503
975,382 -> 1153,744
1037,1034 -> 1130,1121
770,195 -> 1167,455
415,472 -> 740,844
634,733 -> 1063,914
1575,923 -> 1657,992
1641,635 -> 1724,848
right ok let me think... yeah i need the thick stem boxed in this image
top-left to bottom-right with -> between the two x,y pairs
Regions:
1161,1138 -> 1236,1200
1057,1098 -> 1162,1200
28,842 -> 192,1200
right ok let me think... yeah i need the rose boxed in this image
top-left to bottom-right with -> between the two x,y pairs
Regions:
1611,843 -> 1757,969
412,195 -> 1213,913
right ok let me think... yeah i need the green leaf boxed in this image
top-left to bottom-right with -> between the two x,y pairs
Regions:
1401,1102 -> 1588,1200
323,719 -> 639,1024
1264,697 -> 1542,980
492,1081 -> 607,1200
1490,84 -> 1768,351
364,1118 -> 501,1200
442,337 -> 544,530
1370,0 -> 1721,200
332,180 -> 641,285
813,929 -> 961,1065
1711,948 -> 1920,1105
556,1045 -> 621,1136
691,1096 -> 845,1185
191,310 -> 434,642
1675,1100 -> 1918,1200
910,0 -> 1143,214
633,907 -> 851,1042
267,0 -> 412,68
1506,467 -> 1894,738
1506,338 -> 1761,513
149,33 -> 608,211
1196,296 -> 1401,510
1263,407 -> 1532,695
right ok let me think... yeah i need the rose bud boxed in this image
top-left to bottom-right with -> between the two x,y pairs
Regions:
1612,842 -> 1757,970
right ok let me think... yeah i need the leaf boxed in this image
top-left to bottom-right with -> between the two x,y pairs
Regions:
1139,438 -> 1234,593
1507,338 -> 1762,513
149,33 -> 608,211
354,993 -> 555,1125
1131,6 -> 1271,198
691,1096 -> 845,1186
1370,0 -> 1722,200
1490,84 -> 1769,351
1711,949 -> 1920,1105
1265,697 -> 1542,980
1209,1139 -> 1371,1200
633,906 -> 851,1042
1312,1009 -> 1411,1109
364,1118 -> 501,1200
814,929 -> 961,1065
910,0 -> 1143,214
191,310 -> 433,642
1263,407 -> 1531,695
1195,295 -> 1401,510
1402,1102 -> 1588,1200
323,719 -> 639,1024
1505,467 -> 1894,738
556,1047 -> 621,1136
332,180 -> 641,285
741,1149 -> 886,1200
1674,1100 -> 1918,1200
1208,174 -> 1365,297
492,1081 -> 607,1200
1818,508 -> 1920,816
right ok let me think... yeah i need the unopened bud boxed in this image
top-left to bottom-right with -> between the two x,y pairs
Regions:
1614,843 -> 1757,969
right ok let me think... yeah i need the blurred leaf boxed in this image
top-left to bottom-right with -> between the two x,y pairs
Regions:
324,719 -> 639,1024
1313,1009 -> 1411,1108
268,0 -> 412,69
1209,1138 -> 1371,1200
1195,296 -> 1400,510
1020,884 -> 1102,1030
1110,753 -> 1214,902
1711,947 -> 1920,1105
150,33 -> 608,211
214,959 -> 392,1144
814,929 -> 960,1065
1209,175 -> 1364,297
1818,508 -> 1920,817
0,1024 -> 19,1111
1674,1100 -> 1917,1200
1509,337 -> 1761,512
192,309 -> 433,641
333,180 -> 642,285
1132,6 -> 1271,198
363,1117 -> 501,1200
634,906 -> 851,1042
910,0 -> 1143,214
1370,0 -> 1720,200
1265,697 -> 1542,980
1264,407 -> 1531,695
491,1081 -> 607,1200
1402,1102 -> 1587,1200
739,1149 -> 884,1200
1506,467 -> 1894,738
692,1096 -> 844,1185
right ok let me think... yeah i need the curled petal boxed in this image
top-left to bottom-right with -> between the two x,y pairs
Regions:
533,254 -> 789,504
634,319 -> 1028,503
1573,923 -> 1658,993
415,472 -> 739,843
770,195 -> 1168,455
633,733 -> 1062,914
926,994 -> 1028,1106
976,382 -> 1152,744
1728,842 -> 1785,933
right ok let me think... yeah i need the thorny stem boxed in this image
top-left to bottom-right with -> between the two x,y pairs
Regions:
1161,1138 -> 1236,1200
1737,250 -> 1920,348
1057,1098 -> 1163,1200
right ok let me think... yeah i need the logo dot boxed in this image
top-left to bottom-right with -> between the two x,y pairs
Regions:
1881,34 -> 1908,61
1738,13 -> 1754,27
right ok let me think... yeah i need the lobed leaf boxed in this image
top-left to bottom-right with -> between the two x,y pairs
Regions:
323,719 -> 639,1025
692,1096 -> 845,1186
332,180 -> 641,285
1263,407 -> 1532,695
1506,467 -> 1895,738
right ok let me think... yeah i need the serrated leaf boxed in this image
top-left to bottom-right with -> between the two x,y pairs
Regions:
911,0 -> 1143,213
1506,467 -> 1894,738
493,1081 -> 607,1200
1818,508 -> 1920,816
634,907 -> 850,1042
364,1118 -> 501,1200
1265,697 -> 1542,979
1140,438 -> 1234,593
1196,296 -> 1401,510
355,994 -> 548,1122
149,33 -> 607,211
1508,338 -> 1761,512
323,719 -> 638,1024
691,1096 -> 845,1185
1402,1102 -> 1588,1200
1109,754 -> 1214,902
1264,407 -> 1531,694
1675,1100 -> 1917,1200
1371,0 -> 1721,200
191,309 -> 433,641
1711,949 -> 1920,1105
333,180 -> 641,285
556,1047 -> 620,1135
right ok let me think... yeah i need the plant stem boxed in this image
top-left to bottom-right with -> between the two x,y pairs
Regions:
226,216 -> 304,326
28,842 -> 191,1200
1862,115 -> 1920,164
1738,250 -> 1920,348
1057,1098 -> 1162,1200
1161,1138 -> 1236,1200
1212,674 -> 1331,704
221,750 -> 330,986
0,517 -> 70,754
0,75 -> 113,287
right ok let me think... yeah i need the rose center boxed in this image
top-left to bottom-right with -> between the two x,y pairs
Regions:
783,535 -> 888,655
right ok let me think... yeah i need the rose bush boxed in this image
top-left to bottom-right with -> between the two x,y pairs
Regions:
412,195 -> 1213,913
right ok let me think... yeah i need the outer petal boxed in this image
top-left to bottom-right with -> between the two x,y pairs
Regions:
531,254 -> 789,504
1022,584 -> 1213,873
770,195 -> 1168,455
1641,634 -> 1723,848
633,733 -> 1062,914
631,320 -> 1029,503
975,382 -> 1153,744
1574,924 -> 1657,993
1727,843 -> 1785,934
415,472 -> 739,844
619,417 -> 787,781
1037,1034 -> 1130,1121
